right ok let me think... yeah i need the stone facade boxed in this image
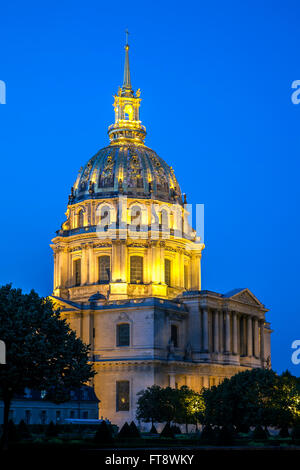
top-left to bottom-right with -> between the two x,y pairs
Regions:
50,40 -> 271,428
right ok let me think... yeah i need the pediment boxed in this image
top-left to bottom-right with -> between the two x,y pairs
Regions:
48,296 -> 81,311
227,289 -> 263,307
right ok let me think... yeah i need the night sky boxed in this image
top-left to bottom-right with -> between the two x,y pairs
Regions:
0,0 -> 299,374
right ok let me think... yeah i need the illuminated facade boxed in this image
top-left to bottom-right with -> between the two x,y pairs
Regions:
50,39 -> 271,427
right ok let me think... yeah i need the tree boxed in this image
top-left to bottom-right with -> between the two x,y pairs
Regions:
175,386 -> 205,432
0,284 -> 95,448
136,385 -> 165,426
203,368 -> 300,430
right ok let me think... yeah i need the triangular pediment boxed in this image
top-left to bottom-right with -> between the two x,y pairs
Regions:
225,288 -> 264,307
48,296 -> 81,311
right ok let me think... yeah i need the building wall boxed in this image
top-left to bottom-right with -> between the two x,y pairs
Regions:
0,400 -> 99,425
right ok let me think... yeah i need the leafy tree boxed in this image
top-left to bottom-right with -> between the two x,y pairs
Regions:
136,385 -> 165,425
137,385 -> 205,431
0,284 -> 95,448
203,368 -> 300,430
175,386 -> 205,432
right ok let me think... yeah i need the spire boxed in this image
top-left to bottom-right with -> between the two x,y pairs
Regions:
122,30 -> 132,94
108,33 -> 146,145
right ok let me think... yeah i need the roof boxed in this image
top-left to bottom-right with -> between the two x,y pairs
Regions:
14,385 -> 99,403
69,143 -> 182,205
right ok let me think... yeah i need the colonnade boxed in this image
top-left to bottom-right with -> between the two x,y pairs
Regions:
201,308 -> 265,360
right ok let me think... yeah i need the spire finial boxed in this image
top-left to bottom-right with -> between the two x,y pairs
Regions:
122,29 -> 132,93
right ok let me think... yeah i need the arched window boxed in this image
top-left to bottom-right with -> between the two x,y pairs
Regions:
161,209 -> 169,229
74,259 -> 81,286
78,210 -> 84,228
98,256 -> 110,283
116,323 -> 130,347
165,259 -> 171,287
130,256 -> 143,283
130,205 -> 142,225
99,205 -> 111,227
171,324 -> 178,348
124,104 -> 133,121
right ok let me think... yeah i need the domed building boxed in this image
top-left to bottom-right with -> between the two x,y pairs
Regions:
50,39 -> 271,427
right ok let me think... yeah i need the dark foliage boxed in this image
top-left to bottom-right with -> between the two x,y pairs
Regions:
46,421 -> 58,437
217,425 -> 235,446
252,425 -> 269,440
129,421 -> 140,438
291,424 -> 300,440
171,424 -> 181,434
118,422 -> 132,438
150,424 -> 158,434
6,420 -> 19,442
18,419 -> 31,438
200,424 -> 217,443
94,421 -> 113,444
160,422 -> 175,438
279,426 -> 290,438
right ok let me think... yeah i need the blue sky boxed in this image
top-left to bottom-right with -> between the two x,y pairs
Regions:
0,0 -> 299,374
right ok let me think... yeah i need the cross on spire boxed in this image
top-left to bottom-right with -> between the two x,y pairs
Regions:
125,29 -> 129,46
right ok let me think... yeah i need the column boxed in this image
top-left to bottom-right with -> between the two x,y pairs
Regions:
247,316 -> 253,357
202,308 -> 209,352
160,241 -> 165,284
225,310 -> 231,353
219,311 -> 223,352
260,320 -> 265,364
232,312 -> 238,354
169,373 -> 176,388
254,317 -> 259,358
87,244 -> 93,284
185,376 -> 192,388
53,251 -> 57,290
213,310 -> 219,353
119,240 -> 127,282
81,244 -> 88,285
191,254 -> 200,290
111,241 -> 119,282
179,249 -> 184,288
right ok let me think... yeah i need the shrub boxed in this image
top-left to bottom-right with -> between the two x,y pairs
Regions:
291,424 -> 300,440
217,425 -> 235,446
160,422 -> 175,438
279,426 -> 290,438
171,425 -> 181,434
94,421 -> 113,444
200,424 -> 216,443
252,425 -> 268,440
46,421 -> 58,438
18,419 -> 31,438
129,421 -> 140,438
6,420 -> 20,442
150,424 -> 158,434
118,422 -> 132,439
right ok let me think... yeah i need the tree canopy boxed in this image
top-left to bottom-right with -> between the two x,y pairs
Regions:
0,284 -> 95,446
